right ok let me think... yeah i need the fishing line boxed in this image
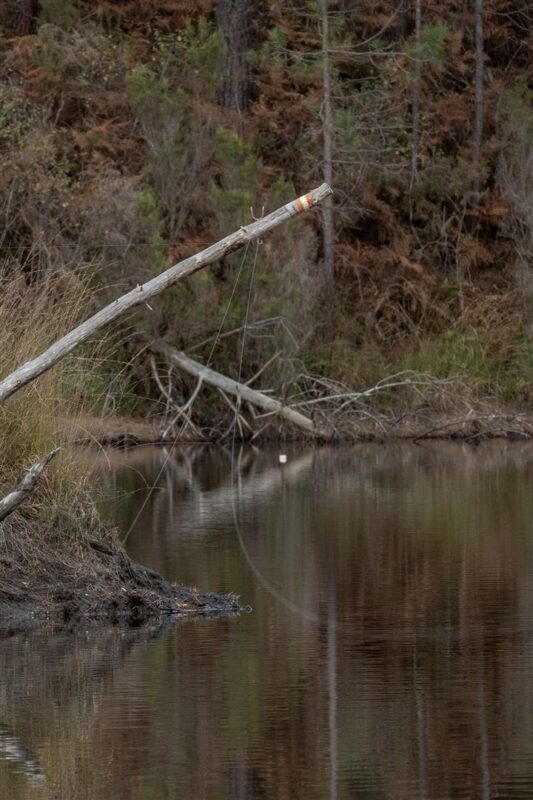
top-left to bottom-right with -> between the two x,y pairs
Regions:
229,239 -> 321,625
119,231 -> 321,626
121,243 -> 251,546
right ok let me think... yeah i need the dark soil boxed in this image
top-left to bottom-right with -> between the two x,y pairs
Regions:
0,545 -> 245,633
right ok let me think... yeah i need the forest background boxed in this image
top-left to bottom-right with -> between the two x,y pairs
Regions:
1,0 -> 533,437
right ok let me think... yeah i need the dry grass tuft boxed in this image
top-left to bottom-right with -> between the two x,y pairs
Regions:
0,265 -> 122,565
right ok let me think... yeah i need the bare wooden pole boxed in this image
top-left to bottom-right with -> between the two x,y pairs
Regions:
0,184 -> 332,405
151,340 -> 328,439
320,0 -> 336,342
0,449 -> 60,523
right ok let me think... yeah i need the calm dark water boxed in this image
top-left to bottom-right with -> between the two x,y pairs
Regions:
3,442 -> 533,799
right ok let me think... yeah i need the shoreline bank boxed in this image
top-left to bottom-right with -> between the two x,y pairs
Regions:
71,410 -> 533,447
0,520 -> 244,632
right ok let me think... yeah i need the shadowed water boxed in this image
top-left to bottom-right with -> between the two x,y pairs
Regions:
3,442 -> 533,798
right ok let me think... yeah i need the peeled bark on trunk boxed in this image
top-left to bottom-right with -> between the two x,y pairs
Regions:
216,0 -> 252,113
151,340 -> 327,439
320,0 -> 336,342
0,449 -> 60,524
0,184 -> 332,405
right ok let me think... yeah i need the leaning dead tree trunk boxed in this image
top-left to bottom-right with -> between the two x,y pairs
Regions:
0,184 -> 332,405
151,340 -> 326,439
0,449 -> 60,524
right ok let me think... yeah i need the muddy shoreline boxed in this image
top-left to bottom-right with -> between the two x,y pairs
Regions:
71,410 -> 533,447
0,544 -> 244,633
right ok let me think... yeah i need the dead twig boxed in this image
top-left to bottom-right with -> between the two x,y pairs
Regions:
150,356 -> 203,440
290,371 -> 457,410
218,390 -> 254,433
245,351 -> 281,387
0,449 -> 60,524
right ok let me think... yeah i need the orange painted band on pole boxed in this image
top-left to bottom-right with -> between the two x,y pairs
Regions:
294,193 -> 315,213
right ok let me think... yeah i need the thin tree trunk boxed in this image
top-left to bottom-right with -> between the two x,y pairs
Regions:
0,184 -> 332,405
216,0 -> 252,113
320,0 -> 336,342
392,0 -> 407,41
411,0 -> 422,180
6,0 -> 37,36
472,0 -> 484,203
0,449 -> 60,523
151,339 -> 326,438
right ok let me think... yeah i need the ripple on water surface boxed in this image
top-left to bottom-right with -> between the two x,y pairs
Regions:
2,442 -> 533,798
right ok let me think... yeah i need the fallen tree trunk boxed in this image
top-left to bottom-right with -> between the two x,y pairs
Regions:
0,449 -> 60,523
0,184 -> 332,405
151,340 -> 328,439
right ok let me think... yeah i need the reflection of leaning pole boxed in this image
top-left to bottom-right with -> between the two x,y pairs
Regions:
152,450 -> 316,532
0,724 -> 46,789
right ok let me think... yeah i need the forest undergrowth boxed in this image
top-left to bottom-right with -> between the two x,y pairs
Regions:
0,0 -> 532,438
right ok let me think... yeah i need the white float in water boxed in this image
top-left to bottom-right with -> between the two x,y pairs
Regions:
279,454 -> 288,464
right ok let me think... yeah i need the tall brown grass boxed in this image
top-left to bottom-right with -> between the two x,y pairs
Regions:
0,266 -> 120,564
0,270 -> 99,468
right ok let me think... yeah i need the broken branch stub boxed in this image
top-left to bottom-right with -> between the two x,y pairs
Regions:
0,449 -> 60,523
0,184 -> 332,404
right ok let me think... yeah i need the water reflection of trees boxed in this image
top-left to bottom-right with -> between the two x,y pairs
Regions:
0,626 -> 163,799
4,443 -> 533,798
107,442 -> 533,799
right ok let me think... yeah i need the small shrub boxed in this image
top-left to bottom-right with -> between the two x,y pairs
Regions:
405,21 -> 449,70
211,128 -> 260,234
128,63 -> 213,240
38,0 -> 81,31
